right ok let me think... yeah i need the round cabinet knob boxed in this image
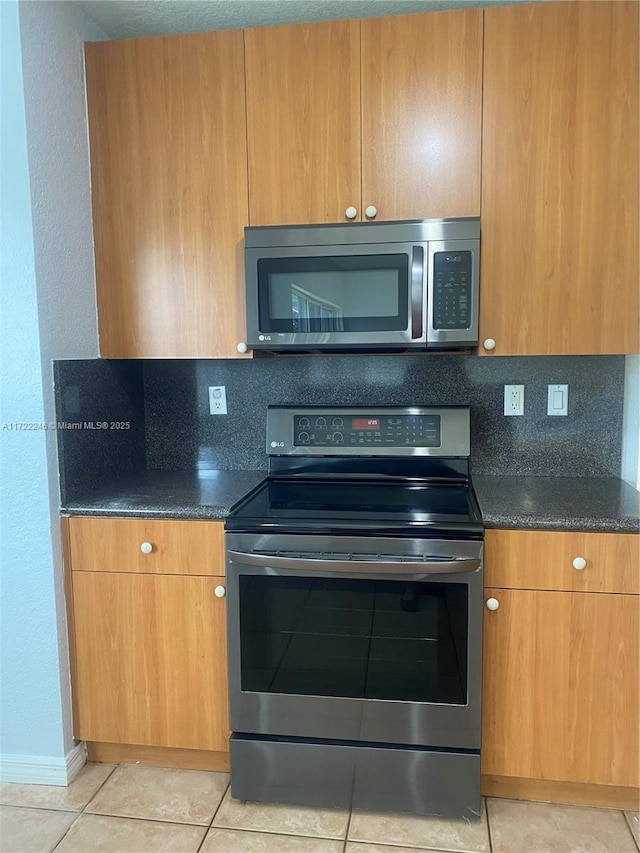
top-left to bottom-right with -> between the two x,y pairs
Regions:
345,206 -> 358,220
483,338 -> 496,352
214,585 -> 226,598
485,597 -> 500,611
365,205 -> 378,219
236,342 -> 248,354
140,542 -> 153,554
572,556 -> 587,571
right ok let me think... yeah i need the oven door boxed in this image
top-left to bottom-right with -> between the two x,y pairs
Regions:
244,242 -> 427,351
226,532 -> 483,751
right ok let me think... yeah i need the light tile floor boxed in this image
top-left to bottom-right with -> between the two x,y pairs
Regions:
0,763 -> 638,853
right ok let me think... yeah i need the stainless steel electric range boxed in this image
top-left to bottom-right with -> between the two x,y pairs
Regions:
224,406 -> 484,819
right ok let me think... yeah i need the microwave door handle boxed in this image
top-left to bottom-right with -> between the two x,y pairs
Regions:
227,549 -> 480,575
410,246 -> 424,339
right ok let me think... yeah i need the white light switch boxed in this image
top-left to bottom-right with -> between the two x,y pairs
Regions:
547,384 -> 568,416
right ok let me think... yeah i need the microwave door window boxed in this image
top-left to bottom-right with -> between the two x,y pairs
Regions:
291,286 -> 344,332
258,255 -> 409,334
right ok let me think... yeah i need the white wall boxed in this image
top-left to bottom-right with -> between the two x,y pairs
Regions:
0,0 -> 105,783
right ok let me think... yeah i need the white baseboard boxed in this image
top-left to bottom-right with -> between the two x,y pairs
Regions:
0,741 -> 87,786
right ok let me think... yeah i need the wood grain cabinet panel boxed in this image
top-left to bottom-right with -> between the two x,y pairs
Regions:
85,31 -> 249,358
485,529 -> 640,594
245,20 -> 361,226
71,571 -> 229,751
480,1 -> 639,355
245,10 -> 481,226
482,587 -> 639,788
68,517 -> 225,576
361,10 -> 482,221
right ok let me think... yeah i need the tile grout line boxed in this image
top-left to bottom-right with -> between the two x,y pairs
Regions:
195,778 -> 231,852
50,812 -> 83,853
485,797 -> 495,853
623,811 -> 640,853
80,761 -> 119,815
342,803 -> 354,853
48,759 -> 119,853
201,824 -> 347,842
2,758 -> 121,852
0,761 -> 119,817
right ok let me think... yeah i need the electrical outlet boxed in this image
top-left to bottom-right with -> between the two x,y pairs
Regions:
208,386 -> 227,415
504,384 -> 524,416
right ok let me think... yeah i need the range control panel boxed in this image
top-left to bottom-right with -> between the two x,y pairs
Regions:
293,414 -> 441,448
266,406 -> 470,457
432,251 -> 472,330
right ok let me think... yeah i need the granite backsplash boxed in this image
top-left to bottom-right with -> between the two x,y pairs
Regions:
55,354 -> 624,502
54,359 -> 146,504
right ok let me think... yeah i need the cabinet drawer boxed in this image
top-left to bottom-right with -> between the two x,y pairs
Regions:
485,530 -> 639,594
68,517 -> 225,575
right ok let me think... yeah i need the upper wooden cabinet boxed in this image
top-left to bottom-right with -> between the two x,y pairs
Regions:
245,10 -> 482,226
361,11 -> 482,222
85,31 -> 250,358
480,1 -> 639,355
245,20 -> 361,227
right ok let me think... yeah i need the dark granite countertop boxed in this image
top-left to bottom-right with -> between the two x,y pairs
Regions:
61,469 -> 267,520
473,475 -> 639,533
61,469 -> 639,533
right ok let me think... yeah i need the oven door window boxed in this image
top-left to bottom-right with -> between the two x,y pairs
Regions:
239,576 -> 468,704
257,255 -> 409,333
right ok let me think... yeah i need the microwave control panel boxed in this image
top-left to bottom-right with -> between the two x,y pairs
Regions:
293,414 -> 441,448
433,251 -> 472,330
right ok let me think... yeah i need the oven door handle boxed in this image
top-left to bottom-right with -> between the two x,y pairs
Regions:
227,550 -> 480,575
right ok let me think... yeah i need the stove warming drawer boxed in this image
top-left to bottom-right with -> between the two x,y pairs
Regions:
230,734 -> 481,819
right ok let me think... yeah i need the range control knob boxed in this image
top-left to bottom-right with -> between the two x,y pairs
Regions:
298,432 -> 310,443
298,417 -> 310,428
332,432 -> 344,443
332,417 -> 344,428
315,417 -> 327,428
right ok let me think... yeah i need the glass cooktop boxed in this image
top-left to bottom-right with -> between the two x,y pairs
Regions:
226,478 -> 483,538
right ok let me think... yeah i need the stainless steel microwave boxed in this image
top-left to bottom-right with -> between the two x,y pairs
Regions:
244,218 -> 480,353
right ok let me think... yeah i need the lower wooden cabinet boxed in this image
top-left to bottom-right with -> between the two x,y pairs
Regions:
483,529 -> 640,795
71,571 -> 229,751
64,516 -> 229,754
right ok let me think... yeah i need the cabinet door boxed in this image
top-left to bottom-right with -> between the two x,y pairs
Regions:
480,1 -> 639,355
245,20 -> 361,225
85,32 -> 249,358
482,588 -> 639,787
72,572 -> 229,751
361,10 -> 482,221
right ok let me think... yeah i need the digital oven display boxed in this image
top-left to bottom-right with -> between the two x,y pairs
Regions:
352,418 -> 380,430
